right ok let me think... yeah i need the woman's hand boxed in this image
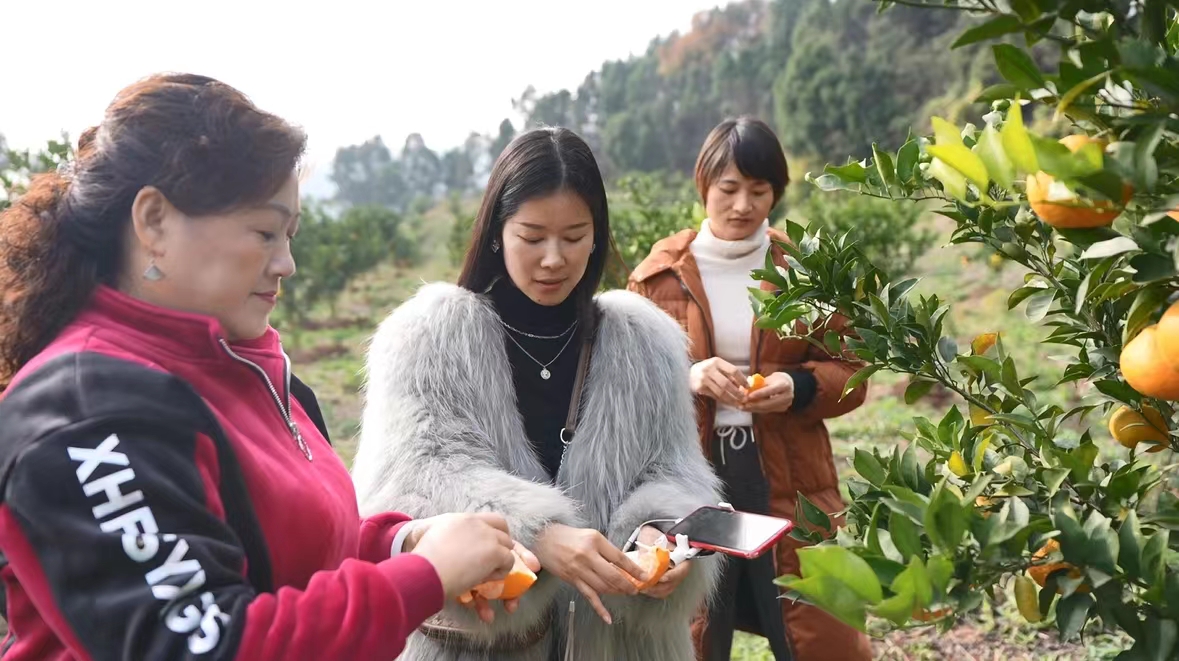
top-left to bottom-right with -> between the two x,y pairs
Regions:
408,513 -> 517,610
458,542 -> 541,623
742,371 -> 795,413
690,357 -> 747,407
532,523 -> 646,625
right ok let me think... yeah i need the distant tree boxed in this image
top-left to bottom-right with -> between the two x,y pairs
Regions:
489,119 -> 516,163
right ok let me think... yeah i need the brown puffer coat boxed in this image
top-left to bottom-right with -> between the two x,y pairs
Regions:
628,226 -> 872,661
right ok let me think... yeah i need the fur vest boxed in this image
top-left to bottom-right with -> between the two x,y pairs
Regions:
352,283 -> 723,661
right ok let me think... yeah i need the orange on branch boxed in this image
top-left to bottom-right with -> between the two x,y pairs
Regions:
1025,135 -> 1130,229
1154,302 -> 1179,372
1108,404 -> 1170,453
1120,325 -> 1179,400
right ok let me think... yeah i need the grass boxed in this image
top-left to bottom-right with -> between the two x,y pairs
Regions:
283,212 -> 1139,659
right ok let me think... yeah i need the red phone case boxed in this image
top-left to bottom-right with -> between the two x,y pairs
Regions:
665,507 -> 794,559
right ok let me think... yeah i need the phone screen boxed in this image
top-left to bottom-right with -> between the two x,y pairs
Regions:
665,507 -> 792,556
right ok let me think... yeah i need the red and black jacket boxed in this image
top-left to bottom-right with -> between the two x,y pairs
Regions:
0,287 -> 443,660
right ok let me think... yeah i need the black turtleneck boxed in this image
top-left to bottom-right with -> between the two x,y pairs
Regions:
489,279 -> 583,481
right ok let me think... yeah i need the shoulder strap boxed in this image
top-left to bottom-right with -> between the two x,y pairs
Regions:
564,335 -> 593,440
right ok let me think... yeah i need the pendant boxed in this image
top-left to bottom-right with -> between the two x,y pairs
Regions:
541,368 -> 551,380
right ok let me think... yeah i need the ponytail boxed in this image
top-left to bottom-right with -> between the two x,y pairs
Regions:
0,170 -> 102,389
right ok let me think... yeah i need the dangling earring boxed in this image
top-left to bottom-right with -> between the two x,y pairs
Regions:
591,243 -> 596,253
491,238 -> 501,253
143,259 -> 164,282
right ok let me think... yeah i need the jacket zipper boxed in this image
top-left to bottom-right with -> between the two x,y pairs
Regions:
218,339 -> 313,461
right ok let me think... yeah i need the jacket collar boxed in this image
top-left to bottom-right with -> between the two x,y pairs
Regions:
78,285 -> 282,361
630,226 -> 792,289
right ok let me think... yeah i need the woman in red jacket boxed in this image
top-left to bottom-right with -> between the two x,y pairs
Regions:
0,73 -> 523,661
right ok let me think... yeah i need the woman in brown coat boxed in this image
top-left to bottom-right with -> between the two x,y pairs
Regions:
627,116 -> 872,661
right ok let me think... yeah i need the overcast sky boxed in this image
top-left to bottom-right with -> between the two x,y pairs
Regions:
1,0 -> 724,192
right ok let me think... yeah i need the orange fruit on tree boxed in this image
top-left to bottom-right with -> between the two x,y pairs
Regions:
458,549 -> 538,603
618,544 -> 671,591
1108,404 -> 1170,453
1027,540 -> 1088,593
1153,301 -> 1179,372
1120,325 -> 1179,400
1025,135 -> 1130,228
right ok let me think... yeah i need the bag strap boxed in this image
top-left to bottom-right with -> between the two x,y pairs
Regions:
561,330 -> 594,446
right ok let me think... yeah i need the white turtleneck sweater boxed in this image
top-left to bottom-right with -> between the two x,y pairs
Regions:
690,218 -> 771,429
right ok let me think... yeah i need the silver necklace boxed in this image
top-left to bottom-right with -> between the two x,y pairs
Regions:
503,324 -> 578,380
500,319 -> 577,340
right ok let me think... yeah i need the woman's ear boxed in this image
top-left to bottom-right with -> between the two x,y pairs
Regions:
129,186 -> 172,256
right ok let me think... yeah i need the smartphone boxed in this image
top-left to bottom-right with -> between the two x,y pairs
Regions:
664,506 -> 793,559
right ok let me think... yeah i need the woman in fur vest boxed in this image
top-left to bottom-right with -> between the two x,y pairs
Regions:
351,127 -> 724,660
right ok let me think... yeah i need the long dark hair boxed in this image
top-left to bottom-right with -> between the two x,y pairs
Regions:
457,127 -> 614,330
0,73 -> 306,388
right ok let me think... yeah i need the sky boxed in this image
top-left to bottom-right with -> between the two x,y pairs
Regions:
1,0 -> 724,195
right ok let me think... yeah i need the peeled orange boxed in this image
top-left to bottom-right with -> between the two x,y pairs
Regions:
746,373 -> 766,392
458,549 -> 538,603
618,544 -> 671,591
1027,539 -> 1088,594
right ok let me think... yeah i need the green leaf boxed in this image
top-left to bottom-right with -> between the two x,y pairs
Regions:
900,443 -> 923,493
1001,102 -> 1038,173
905,378 -> 936,405
974,124 -> 1015,189
1079,236 -> 1138,259
797,545 -> 884,604
797,492 -> 833,532
842,364 -> 880,398
1144,614 -> 1178,661
924,483 -> 968,552
872,587 -> 916,626
1009,285 -> 1048,309
854,449 -> 888,487
823,330 -> 842,356
1056,592 -> 1094,640
993,44 -> 1046,90
953,14 -> 1026,48
872,143 -> 897,187
975,83 -> 1020,103
777,574 -> 868,632
927,144 -> 990,190
928,158 -> 968,201
1118,510 -> 1144,581
931,117 -> 964,146
1123,286 -> 1167,346
1025,289 -> 1056,322
1130,253 -> 1176,283
1041,467 -> 1071,496
889,509 -> 922,562
823,161 -> 869,184
896,139 -> 920,184
1134,122 -> 1165,193
937,337 -> 959,363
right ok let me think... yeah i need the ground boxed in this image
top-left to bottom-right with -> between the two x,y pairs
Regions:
278,213 -> 1139,659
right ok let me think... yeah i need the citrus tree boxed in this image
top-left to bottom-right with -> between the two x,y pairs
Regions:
755,1 -> 1179,657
